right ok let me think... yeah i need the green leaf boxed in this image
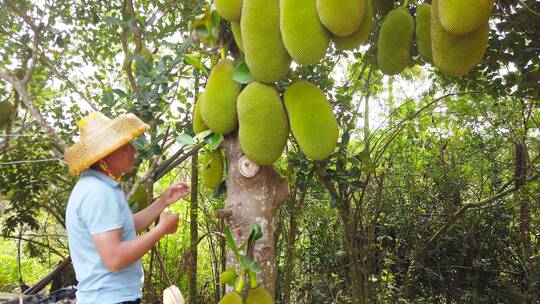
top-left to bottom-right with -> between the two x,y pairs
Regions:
250,224 -> 263,242
183,53 -> 204,70
225,226 -> 241,261
176,134 -> 197,147
206,133 -> 224,150
239,255 -> 261,273
194,130 -> 213,141
233,61 -> 255,84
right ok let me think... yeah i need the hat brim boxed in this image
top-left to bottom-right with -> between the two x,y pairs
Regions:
65,114 -> 149,176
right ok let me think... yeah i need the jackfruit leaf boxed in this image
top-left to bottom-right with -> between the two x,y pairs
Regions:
130,202 -> 140,213
225,226 -> 241,261
206,133 -> 223,151
194,130 -> 212,141
176,134 -> 197,147
240,223 -> 263,252
233,61 -> 255,84
239,255 -> 261,273
184,53 -> 204,70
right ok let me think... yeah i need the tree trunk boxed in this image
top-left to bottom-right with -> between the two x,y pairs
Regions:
189,153 -> 198,303
220,136 -> 289,296
339,202 -> 365,304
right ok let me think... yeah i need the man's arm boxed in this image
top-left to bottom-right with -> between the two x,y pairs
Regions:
132,197 -> 166,233
91,212 -> 178,272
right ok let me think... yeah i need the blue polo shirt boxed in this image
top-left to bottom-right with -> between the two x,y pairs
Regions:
66,169 -> 143,304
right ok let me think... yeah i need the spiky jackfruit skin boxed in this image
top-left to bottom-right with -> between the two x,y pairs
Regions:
438,0 -> 493,35
244,287 -> 274,304
200,59 -> 240,134
431,0 -> 489,77
415,3 -> 433,63
284,80 -> 338,160
237,82 -> 289,165
280,0 -> 329,65
193,93 -> 208,134
201,149 -> 224,189
377,7 -> 414,75
215,0 -> 243,21
242,0 -> 291,83
219,292 -> 243,304
316,0 -> 366,37
231,21 -> 244,52
333,0 -> 373,50
0,101 -> 13,128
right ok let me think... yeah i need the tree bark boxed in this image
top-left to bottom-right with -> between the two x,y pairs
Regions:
189,153 -> 198,304
221,136 -> 288,296
339,202 -> 365,304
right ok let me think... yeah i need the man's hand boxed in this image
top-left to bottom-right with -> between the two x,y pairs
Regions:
160,182 -> 190,207
157,212 -> 179,235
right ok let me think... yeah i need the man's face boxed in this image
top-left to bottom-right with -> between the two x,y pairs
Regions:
103,143 -> 138,175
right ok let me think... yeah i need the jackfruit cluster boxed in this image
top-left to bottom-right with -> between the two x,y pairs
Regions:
415,3 -> 433,63
200,59 -> 240,134
215,0 -> 243,22
241,0 -> 291,83
284,80 -> 338,160
280,0 -> 329,65
377,7 -> 414,75
333,0 -> 373,51
431,0 -> 489,77
0,100 -> 13,128
438,0 -> 493,36
237,82 -> 289,165
316,0 -> 366,37
201,149 -> 224,189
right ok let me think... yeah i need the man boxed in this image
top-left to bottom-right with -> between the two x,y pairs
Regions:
64,112 -> 189,304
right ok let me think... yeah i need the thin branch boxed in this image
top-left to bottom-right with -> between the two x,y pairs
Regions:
2,235 -> 66,259
3,0 -> 39,31
0,158 -> 65,165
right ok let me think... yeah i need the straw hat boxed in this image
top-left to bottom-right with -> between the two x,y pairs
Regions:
65,112 -> 149,176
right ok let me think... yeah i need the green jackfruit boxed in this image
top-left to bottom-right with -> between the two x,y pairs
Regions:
316,0 -> 366,37
377,7 -> 414,75
215,0 -> 243,21
438,0 -> 493,35
333,0 -> 373,50
0,100 -> 13,128
219,267 -> 238,286
245,287 -> 274,304
280,0 -> 330,65
200,59 -> 240,134
193,93 -> 208,135
128,185 -> 149,212
242,0 -> 291,83
231,21 -> 244,52
237,82 -> 289,165
284,80 -> 338,160
431,0 -> 489,77
219,292 -> 243,304
201,149 -> 224,189
415,3 -> 433,63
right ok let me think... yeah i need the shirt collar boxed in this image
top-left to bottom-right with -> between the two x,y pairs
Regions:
81,168 -> 120,188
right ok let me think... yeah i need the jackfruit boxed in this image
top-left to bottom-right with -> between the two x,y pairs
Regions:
241,0 -> 291,83
316,0 -> 366,37
201,149 -> 224,189
200,59 -> 240,134
245,287 -> 274,304
193,93 -> 208,135
237,82 -> 289,165
333,0 -> 373,50
231,21 -> 244,52
219,267 -> 238,286
377,7 -> 414,75
128,185 -> 149,212
219,292 -> 242,304
431,0 -> 489,77
284,80 -> 338,160
215,0 -> 243,22
415,3 -> 432,63
0,100 -> 13,128
280,0 -> 330,65
438,0 -> 493,35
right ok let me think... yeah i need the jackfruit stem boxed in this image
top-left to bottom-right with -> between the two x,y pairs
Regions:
234,270 -> 246,294
402,0 -> 411,8
248,270 -> 258,289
